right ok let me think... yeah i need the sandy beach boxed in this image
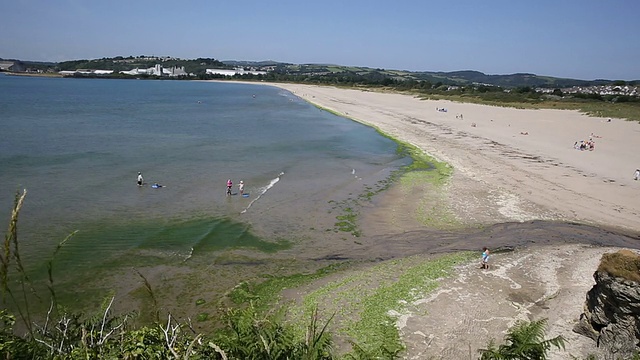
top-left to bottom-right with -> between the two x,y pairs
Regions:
256,83 -> 640,359
267,83 -> 640,233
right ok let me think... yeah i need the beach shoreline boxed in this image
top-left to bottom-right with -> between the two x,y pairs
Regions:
256,82 -> 640,234
248,82 -> 640,358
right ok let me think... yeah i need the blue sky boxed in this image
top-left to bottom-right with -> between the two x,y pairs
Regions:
2,0 -> 638,80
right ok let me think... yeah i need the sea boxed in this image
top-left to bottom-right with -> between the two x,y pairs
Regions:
0,74 -> 407,303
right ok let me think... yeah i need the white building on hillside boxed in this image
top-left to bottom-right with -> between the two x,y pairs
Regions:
206,68 -> 267,76
120,64 -> 191,77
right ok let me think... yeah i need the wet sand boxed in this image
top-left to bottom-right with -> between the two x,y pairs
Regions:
266,83 -> 640,234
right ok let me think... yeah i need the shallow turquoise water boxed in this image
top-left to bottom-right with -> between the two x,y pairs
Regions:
0,74 -> 406,284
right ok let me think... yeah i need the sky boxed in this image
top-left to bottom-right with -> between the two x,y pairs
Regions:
1,0 -> 638,80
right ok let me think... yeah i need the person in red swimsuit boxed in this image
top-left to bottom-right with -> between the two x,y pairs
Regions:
226,179 -> 233,195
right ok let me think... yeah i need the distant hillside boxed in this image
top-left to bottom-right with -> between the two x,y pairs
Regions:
3,56 -> 636,88
222,60 -> 287,67
0,58 -> 57,72
426,70 -> 612,88
56,56 -> 226,74
272,64 -> 625,88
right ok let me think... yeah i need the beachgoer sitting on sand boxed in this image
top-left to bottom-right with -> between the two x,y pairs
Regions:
471,122 -> 477,127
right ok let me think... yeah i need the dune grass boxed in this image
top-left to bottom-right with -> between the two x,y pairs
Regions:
416,92 -> 640,122
597,249 -> 640,283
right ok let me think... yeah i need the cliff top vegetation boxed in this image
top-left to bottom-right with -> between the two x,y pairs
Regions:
598,249 -> 640,283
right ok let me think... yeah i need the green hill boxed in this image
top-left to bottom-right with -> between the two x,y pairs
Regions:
3,55 -> 637,88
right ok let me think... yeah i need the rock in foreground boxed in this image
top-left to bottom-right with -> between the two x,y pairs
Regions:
574,250 -> 640,357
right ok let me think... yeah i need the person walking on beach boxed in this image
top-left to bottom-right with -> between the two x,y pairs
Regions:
238,180 -> 244,195
634,169 -> 640,181
137,172 -> 144,187
226,179 -> 233,195
481,247 -> 490,269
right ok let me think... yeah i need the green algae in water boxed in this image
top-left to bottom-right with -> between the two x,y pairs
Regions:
11,215 -> 291,315
32,216 -> 291,281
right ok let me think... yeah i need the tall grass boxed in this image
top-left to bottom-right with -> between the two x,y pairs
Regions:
0,190 -> 339,359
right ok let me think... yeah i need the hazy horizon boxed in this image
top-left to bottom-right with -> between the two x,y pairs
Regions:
2,0 -> 638,81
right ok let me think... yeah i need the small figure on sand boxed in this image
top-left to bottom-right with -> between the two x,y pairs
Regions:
137,172 -> 144,187
634,169 -> 640,181
481,247 -> 490,269
226,179 -> 233,196
238,180 -> 244,195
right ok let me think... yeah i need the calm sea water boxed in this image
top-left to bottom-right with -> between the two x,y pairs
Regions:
0,74 -> 406,284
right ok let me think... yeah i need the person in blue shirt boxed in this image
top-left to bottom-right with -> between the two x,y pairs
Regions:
481,247 -> 490,269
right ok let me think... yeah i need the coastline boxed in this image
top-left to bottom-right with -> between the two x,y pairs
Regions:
250,82 -> 640,358
3,78 -> 639,357
260,82 -> 640,234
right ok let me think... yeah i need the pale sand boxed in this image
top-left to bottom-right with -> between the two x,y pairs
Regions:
263,84 -> 640,358
231,82 -> 640,359
398,244 -> 619,360
266,83 -> 640,232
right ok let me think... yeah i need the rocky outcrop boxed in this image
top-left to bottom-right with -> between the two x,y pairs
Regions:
574,251 -> 640,357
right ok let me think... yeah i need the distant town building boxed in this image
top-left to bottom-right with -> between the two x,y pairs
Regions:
536,85 -> 638,97
119,64 -> 191,77
206,68 -> 267,76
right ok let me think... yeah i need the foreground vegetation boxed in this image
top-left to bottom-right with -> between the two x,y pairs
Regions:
3,191 -> 630,359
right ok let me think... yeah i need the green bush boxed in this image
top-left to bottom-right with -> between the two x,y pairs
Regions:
478,318 -> 565,360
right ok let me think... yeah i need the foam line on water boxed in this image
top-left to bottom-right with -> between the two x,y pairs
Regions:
241,172 -> 284,214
